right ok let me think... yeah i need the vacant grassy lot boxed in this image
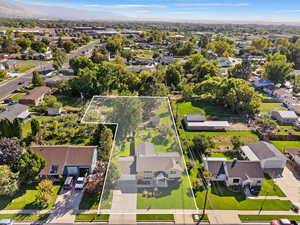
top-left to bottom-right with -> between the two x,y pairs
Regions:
175,100 -> 236,120
271,141 -> 300,153
136,214 -> 174,221
195,182 -> 291,210
0,185 -> 60,210
75,214 -> 109,221
0,214 -> 49,221
13,64 -> 36,73
137,175 -> 196,209
260,103 -> 285,115
239,215 -> 300,221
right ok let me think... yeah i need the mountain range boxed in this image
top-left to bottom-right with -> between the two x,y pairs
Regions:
0,0 -> 128,21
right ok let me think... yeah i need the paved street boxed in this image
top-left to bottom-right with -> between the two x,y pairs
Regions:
0,40 -> 100,100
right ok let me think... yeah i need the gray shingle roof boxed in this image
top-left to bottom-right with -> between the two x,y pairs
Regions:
273,110 -> 298,119
248,141 -> 285,160
184,114 -> 206,122
0,104 -> 29,121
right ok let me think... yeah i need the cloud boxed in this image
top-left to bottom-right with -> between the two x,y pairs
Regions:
84,4 -> 166,9
174,3 -> 249,7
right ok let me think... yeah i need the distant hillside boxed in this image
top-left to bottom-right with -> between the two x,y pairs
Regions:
0,0 -> 128,21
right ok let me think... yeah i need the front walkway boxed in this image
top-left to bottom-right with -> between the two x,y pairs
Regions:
207,211 -> 242,224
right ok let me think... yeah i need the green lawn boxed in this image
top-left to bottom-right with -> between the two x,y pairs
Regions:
259,175 -> 286,197
79,192 -> 100,210
271,141 -> 300,153
75,214 -> 109,221
0,185 -> 61,210
195,182 -> 292,210
137,175 -> 196,209
260,103 -> 285,115
209,151 -> 241,160
0,214 -> 49,221
10,92 -> 26,101
12,64 -> 36,73
175,100 -> 236,120
136,214 -> 174,221
239,215 -> 300,221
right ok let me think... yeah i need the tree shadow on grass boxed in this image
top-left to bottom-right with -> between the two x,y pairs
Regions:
210,182 -> 246,202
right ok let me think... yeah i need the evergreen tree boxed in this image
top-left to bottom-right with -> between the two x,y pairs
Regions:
32,71 -> 44,86
31,119 -> 41,136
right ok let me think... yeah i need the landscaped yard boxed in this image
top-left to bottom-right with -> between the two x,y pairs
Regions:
209,151 -> 241,160
259,175 -> 286,197
195,182 -> 292,210
137,175 -> 196,209
0,185 -> 61,210
271,141 -> 300,153
79,192 -> 100,210
239,215 -> 300,221
10,92 -> 26,101
136,214 -> 174,221
0,214 -> 49,221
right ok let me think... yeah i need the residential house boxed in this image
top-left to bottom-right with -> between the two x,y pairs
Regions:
252,78 -> 274,89
33,50 -> 52,60
183,114 -> 229,131
240,141 -> 287,177
118,142 -> 182,193
19,86 -> 51,106
0,103 -> 30,121
217,57 -> 241,67
271,88 -> 293,99
204,157 -> 264,187
271,110 -> 298,125
135,142 -> 182,187
31,145 -> 97,177
133,57 -> 154,66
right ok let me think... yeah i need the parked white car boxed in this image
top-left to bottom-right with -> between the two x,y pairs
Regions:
74,177 -> 85,190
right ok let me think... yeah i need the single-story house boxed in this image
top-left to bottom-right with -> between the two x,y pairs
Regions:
19,86 -> 51,106
252,78 -> 274,89
271,88 -> 293,99
204,157 -> 264,187
183,114 -> 229,131
271,110 -> 298,125
31,145 -> 97,177
33,50 -> 52,60
217,57 -> 241,67
0,103 -> 30,121
240,141 -> 287,177
46,75 -> 73,87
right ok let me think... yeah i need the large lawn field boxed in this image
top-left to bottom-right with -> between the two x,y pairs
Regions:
137,175 -> 196,209
12,64 -> 36,73
175,100 -> 236,120
259,103 -> 286,115
0,185 -> 61,210
271,141 -> 300,153
195,182 -> 291,210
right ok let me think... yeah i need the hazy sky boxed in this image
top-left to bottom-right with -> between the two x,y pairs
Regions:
17,0 -> 300,22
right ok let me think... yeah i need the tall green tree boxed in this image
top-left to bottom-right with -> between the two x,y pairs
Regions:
0,138 -> 22,172
31,119 -> 41,137
69,56 -> 94,75
32,71 -> 44,86
0,165 -> 19,196
18,149 -> 45,184
192,135 -> 215,155
165,63 -> 184,87
229,60 -> 254,80
98,127 -> 113,161
13,118 -> 22,139
36,179 -> 54,208
264,53 -> 293,84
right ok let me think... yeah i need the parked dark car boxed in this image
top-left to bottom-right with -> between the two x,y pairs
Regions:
63,176 -> 74,190
3,98 -> 12,104
250,186 -> 261,195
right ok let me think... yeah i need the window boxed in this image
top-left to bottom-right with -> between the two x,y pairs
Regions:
144,171 -> 152,174
257,180 -> 261,184
50,165 -> 59,174
233,178 -> 240,183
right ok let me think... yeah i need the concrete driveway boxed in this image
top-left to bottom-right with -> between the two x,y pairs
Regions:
274,167 -> 300,206
47,188 -> 83,224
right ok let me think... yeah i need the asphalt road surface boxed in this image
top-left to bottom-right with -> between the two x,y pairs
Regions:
0,40 -> 100,100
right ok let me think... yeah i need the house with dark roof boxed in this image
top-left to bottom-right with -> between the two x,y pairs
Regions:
19,86 -> 51,106
183,114 -> 229,131
271,110 -> 298,125
31,145 -> 97,177
0,103 -> 30,121
240,141 -> 287,177
204,158 -> 264,187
